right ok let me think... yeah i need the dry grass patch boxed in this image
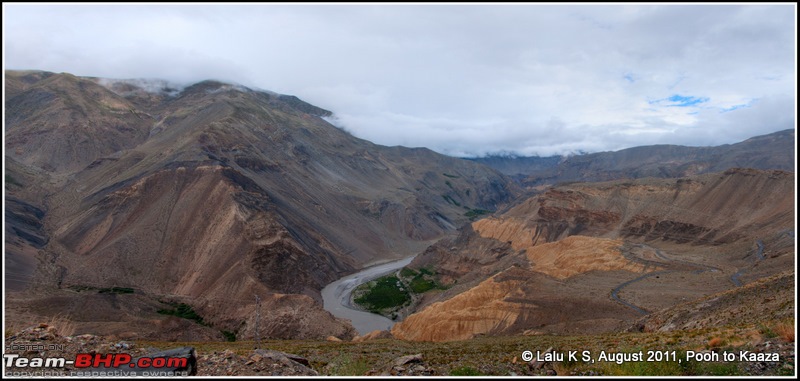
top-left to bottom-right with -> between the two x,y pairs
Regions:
46,314 -> 77,337
707,337 -> 724,349
772,320 -> 794,342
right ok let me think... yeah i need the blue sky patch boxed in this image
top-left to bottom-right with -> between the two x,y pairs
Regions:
649,94 -> 710,107
721,103 -> 751,113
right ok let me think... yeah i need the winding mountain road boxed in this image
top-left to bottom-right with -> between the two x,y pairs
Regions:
610,243 -> 722,315
610,270 -> 671,315
730,240 -> 765,287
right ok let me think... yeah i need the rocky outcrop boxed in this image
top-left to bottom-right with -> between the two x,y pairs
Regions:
254,294 -> 357,341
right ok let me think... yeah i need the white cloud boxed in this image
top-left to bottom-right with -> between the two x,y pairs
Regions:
3,3 -> 795,157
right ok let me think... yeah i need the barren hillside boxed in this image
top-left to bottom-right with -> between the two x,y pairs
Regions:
4,70 -> 519,340
395,169 -> 794,341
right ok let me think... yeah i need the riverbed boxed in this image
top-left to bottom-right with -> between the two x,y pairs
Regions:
321,256 -> 416,335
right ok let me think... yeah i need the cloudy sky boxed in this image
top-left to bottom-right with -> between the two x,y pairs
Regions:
3,4 -> 796,157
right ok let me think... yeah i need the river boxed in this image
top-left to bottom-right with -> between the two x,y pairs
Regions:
321,255 -> 416,335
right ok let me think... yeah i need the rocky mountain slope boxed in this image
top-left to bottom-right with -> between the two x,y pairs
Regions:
393,168 -> 794,341
471,129 -> 795,187
4,70 -> 519,340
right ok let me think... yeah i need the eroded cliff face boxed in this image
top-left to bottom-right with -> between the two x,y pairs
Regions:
492,168 -> 794,246
392,274 -> 524,342
472,224 -> 644,279
393,236 -> 650,342
398,169 -> 794,342
53,165 -> 346,296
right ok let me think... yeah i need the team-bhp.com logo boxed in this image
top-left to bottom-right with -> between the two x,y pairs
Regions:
4,347 -> 197,377
73,353 -> 188,369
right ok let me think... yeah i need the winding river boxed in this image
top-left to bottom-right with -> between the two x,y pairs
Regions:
321,255 -> 416,335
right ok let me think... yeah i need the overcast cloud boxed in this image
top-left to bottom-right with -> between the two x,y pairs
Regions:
3,4 -> 796,157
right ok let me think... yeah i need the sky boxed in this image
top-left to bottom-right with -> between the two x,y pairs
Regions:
3,3 -> 797,157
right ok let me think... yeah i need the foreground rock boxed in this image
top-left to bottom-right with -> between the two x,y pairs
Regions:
366,353 -> 436,376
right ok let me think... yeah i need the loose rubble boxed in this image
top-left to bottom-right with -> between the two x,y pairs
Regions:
740,340 -> 795,377
366,353 -> 437,376
527,346 -> 558,376
3,324 -> 317,376
200,348 -> 317,376
3,324 -> 149,376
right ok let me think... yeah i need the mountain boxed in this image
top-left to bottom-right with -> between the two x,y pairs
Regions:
470,129 -> 795,187
392,168 -> 794,341
4,70 -> 520,340
4,70 -> 794,344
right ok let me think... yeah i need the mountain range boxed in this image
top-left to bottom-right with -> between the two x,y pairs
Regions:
471,129 -> 794,187
4,70 -> 795,343
4,70 -> 517,340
